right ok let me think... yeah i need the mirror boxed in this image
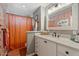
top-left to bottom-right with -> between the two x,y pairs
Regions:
46,3 -> 72,30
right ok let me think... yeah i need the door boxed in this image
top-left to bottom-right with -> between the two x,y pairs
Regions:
35,37 -> 56,56
57,44 -> 79,56
39,38 -> 56,56
6,13 -> 32,50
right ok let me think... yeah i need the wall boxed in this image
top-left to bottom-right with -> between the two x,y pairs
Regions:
41,6 -> 45,31
33,6 -> 45,31
33,6 -> 41,31
0,5 -> 5,28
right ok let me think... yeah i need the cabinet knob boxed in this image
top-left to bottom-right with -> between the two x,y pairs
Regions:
44,41 -> 47,43
65,51 -> 69,55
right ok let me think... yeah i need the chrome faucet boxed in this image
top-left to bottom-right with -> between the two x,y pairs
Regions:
52,32 -> 60,37
53,32 -> 56,37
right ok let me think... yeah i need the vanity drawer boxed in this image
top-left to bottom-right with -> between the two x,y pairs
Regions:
57,44 -> 79,56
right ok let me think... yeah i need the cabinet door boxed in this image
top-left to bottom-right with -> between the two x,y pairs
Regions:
35,37 -> 56,56
40,39 -> 56,56
57,44 -> 79,56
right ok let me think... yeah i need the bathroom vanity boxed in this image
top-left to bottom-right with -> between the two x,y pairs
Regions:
35,34 -> 79,56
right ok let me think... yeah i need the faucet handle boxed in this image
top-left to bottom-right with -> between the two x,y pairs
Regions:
57,34 -> 60,38
53,32 -> 56,34
53,32 -> 56,37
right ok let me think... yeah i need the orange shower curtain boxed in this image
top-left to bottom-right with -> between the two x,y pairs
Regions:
6,13 -> 32,50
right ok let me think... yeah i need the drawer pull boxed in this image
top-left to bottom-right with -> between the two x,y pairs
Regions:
65,51 -> 69,54
44,41 -> 47,43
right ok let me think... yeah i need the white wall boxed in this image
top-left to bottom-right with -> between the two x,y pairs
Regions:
33,6 -> 46,31
41,6 -> 45,31
0,5 -> 5,28
33,6 -> 41,31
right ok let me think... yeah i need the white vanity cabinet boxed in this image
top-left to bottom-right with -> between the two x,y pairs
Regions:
35,36 -> 56,56
35,35 -> 79,56
57,44 -> 79,56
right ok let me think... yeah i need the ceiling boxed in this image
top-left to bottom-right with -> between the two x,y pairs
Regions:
2,3 -> 49,16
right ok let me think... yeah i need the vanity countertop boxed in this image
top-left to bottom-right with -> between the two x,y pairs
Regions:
35,34 -> 79,50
